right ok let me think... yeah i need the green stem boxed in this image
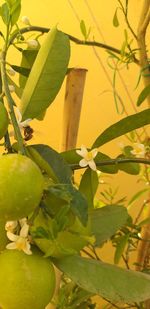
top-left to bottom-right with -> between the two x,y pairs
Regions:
9,26 -> 139,65
4,130 -> 12,153
70,157 -> 150,170
1,24 -> 26,155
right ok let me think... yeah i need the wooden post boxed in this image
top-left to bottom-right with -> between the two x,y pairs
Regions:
46,68 -> 87,309
61,68 -> 87,151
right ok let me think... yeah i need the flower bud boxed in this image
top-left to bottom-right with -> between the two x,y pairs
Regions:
21,16 -> 30,25
27,39 -> 38,49
8,85 -> 15,93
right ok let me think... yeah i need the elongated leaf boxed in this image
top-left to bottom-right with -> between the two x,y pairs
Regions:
137,85 -> 150,106
48,184 -> 88,226
113,9 -> 119,27
96,152 -> 118,174
27,144 -> 72,184
93,109 -> 150,148
11,64 -> 30,77
10,0 -> 21,25
19,49 -> 39,88
55,255 -> 150,303
79,168 -> 99,209
128,188 -> 150,207
90,205 -> 128,245
20,27 -> 70,120
114,234 -> 129,264
1,2 -> 10,25
117,154 -> 140,175
80,20 -> 87,39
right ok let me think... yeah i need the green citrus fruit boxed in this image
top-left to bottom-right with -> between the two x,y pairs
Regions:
0,154 -> 44,220
0,103 -> 9,140
0,220 -> 8,251
0,249 -> 55,309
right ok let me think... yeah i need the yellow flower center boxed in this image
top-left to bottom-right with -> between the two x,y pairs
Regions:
16,237 -> 27,251
85,151 -> 93,161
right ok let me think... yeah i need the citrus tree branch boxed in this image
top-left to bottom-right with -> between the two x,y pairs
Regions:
1,23 -> 26,155
70,157 -> 150,170
118,0 -> 137,40
8,26 -> 139,65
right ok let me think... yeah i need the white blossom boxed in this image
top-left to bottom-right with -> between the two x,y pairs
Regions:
130,143 -> 146,158
6,222 -> 32,255
76,145 -> 98,171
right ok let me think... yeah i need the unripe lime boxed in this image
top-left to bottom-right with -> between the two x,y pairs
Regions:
0,103 -> 9,140
0,154 -> 44,220
0,220 -> 8,251
0,249 -> 55,309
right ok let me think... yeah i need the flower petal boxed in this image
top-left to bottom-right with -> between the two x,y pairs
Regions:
19,218 -> 27,227
88,160 -> 97,171
79,159 -> 88,167
91,148 -> 98,158
23,242 -> 32,255
6,232 -> 19,242
20,223 -> 29,238
6,242 -> 17,250
20,118 -> 32,128
5,220 -> 18,232
76,145 -> 88,157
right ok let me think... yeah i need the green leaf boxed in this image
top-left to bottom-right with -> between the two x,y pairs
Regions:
6,0 -> 16,7
93,109 -> 150,148
61,149 -> 83,165
11,65 -> 30,77
20,27 -> 70,120
27,144 -> 72,184
128,188 -> 150,207
79,168 -> 99,209
10,0 -> 21,25
117,154 -> 140,175
113,9 -> 119,27
137,85 -> 150,106
80,20 -> 87,39
48,184 -> 88,226
1,2 -> 10,25
96,152 -> 118,174
114,234 -> 129,264
19,49 -> 39,88
90,205 -> 128,246
55,255 -> 150,303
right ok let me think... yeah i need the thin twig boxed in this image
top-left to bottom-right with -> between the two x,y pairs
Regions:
8,26 -> 139,65
81,248 -> 96,260
118,0 -> 137,40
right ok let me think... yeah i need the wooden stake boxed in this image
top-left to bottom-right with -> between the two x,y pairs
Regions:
47,68 -> 87,309
61,68 -> 87,151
